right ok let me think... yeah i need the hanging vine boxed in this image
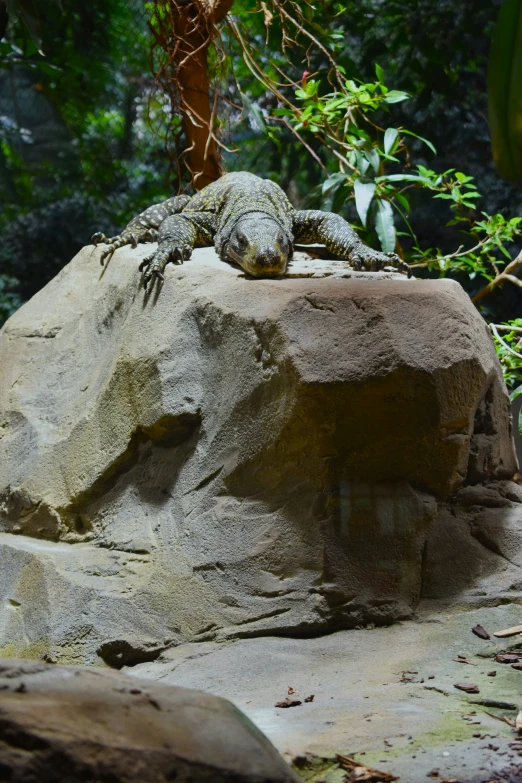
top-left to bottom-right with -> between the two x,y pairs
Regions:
147,0 -> 234,190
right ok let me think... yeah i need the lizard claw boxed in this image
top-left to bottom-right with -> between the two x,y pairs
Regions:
100,246 -> 117,266
140,244 -> 192,288
140,249 -> 170,288
93,230 -> 148,266
350,248 -> 410,276
143,228 -> 159,242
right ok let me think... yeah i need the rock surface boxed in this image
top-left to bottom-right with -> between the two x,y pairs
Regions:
128,602 -> 522,783
0,658 -> 300,782
0,244 -> 517,663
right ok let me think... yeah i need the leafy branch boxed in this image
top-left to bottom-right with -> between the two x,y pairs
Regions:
224,1 -> 522,401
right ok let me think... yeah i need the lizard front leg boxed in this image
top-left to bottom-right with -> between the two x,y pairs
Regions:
292,210 -> 410,275
139,212 -> 215,287
92,195 -> 191,265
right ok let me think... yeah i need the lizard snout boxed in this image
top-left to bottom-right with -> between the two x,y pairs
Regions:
249,244 -> 288,277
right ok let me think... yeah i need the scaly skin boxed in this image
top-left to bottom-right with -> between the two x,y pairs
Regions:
92,172 -> 409,286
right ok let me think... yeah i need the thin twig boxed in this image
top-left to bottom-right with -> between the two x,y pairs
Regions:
272,0 -> 346,92
277,116 -> 328,173
484,711 -> 515,728
492,324 -> 522,333
472,251 -> 522,304
490,324 -> 522,360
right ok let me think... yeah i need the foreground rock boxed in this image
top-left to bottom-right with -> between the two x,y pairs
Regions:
0,658 -> 300,782
0,244 -> 517,663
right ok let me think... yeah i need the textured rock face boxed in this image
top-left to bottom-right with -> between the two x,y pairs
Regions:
0,245 -> 517,663
0,658 -> 299,782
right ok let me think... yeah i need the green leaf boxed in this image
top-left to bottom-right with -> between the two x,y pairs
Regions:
353,179 -> 376,227
355,150 -> 370,175
364,148 -> 380,173
394,192 -> 410,212
497,242 -> 512,259
383,90 -> 410,104
375,63 -> 385,83
373,199 -> 396,252
322,172 -> 349,211
38,62 -> 62,76
375,173 -> 432,184
384,128 -> 399,155
401,129 -> 437,154
241,94 -> 268,133
322,172 -> 347,194
488,0 -> 522,183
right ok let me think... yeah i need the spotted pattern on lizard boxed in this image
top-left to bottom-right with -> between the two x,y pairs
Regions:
92,171 -> 408,286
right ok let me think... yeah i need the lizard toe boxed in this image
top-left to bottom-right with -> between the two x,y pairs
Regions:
100,246 -> 117,266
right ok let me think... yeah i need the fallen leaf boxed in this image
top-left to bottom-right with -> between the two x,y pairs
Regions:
275,697 -> 302,708
304,694 -> 314,702
287,686 -> 297,695
336,754 -> 399,782
454,657 -> 478,666
496,653 -> 520,664
472,624 -> 490,640
492,625 -> 522,638
453,682 -> 480,693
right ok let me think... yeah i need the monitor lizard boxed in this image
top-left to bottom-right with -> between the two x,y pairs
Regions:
92,171 -> 409,286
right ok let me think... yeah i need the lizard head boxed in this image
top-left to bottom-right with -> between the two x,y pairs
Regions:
227,215 -> 292,277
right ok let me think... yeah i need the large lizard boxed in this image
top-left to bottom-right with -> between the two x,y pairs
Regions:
92,171 -> 409,286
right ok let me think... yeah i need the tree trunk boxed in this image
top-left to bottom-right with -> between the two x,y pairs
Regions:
173,0 -> 234,189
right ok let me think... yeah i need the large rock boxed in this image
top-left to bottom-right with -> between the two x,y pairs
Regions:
0,658 -> 300,782
0,244 -> 517,664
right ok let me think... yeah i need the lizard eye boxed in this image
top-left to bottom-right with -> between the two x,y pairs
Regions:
236,232 -> 248,249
